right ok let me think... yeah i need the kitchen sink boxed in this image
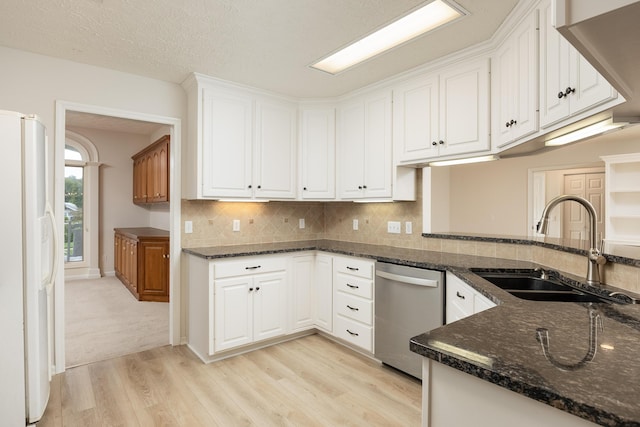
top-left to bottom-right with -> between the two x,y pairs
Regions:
469,269 -> 614,303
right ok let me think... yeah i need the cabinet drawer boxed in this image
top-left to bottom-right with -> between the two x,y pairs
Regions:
334,257 -> 374,279
446,275 -> 474,318
213,257 -> 287,279
335,291 -> 373,325
334,315 -> 373,352
334,273 -> 373,299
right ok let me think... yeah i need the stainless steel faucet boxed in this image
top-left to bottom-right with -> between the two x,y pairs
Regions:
536,195 -> 606,285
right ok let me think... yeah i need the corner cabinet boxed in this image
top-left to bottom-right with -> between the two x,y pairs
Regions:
337,90 -> 393,200
445,272 -> 495,324
183,74 -> 297,200
539,0 -> 618,129
114,228 -> 169,302
602,153 -> 640,246
393,57 -> 491,163
132,135 -> 170,204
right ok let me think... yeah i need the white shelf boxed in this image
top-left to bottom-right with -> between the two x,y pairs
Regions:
602,153 -> 640,246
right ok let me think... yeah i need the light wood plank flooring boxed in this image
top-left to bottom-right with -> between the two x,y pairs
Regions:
39,334 -> 422,426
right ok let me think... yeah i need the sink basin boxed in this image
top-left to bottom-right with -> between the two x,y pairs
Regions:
470,270 -> 612,303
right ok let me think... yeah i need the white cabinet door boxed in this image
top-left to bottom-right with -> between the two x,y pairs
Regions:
299,107 -> 336,199
314,253 -> 333,332
253,271 -> 288,342
438,58 -> 490,157
394,74 -> 440,162
214,276 -> 253,352
201,87 -> 253,198
291,255 -> 315,332
338,90 -> 392,200
445,272 -> 495,324
338,100 -> 366,199
254,99 -> 297,199
539,0 -> 616,128
493,10 -> 539,148
363,91 -> 393,199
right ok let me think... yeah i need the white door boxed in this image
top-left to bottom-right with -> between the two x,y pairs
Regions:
363,91 -> 392,198
254,99 -> 297,199
338,101 -> 366,199
253,272 -> 288,342
201,88 -> 253,198
214,276 -> 253,351
291,255 -> 315,331
562,173 -> 605,241
569,49 -> 617,115
314,254 -> 333,331
439,58 -> 490,156
393,75 -> 439,162
300,107 -> 336,199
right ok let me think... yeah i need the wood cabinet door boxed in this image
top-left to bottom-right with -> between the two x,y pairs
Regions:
132,156 -> 148,204
156,140 -> 169,202
139,241 -> 169,299
214,276 -> 253,352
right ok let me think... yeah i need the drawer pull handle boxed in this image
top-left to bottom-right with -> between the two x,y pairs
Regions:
245,265 -> 261,270
347,305 -> 359,311
456,291 -> 466,300
346,283 -> 359,289
346,266 -> 359,271
346,329 -> 359,337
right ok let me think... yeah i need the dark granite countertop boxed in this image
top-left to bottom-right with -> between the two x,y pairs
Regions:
183,239 -> 640,426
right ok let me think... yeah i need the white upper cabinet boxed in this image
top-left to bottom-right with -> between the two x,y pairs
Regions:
394,57 -> 490,163
438,57 -> 491,157
299,106 -> 336,200
338,90 -> 393,200
254,98 -> 297,199
539,0 -> 617,129
393,74 -> 439,162
184,74 -> 297,200
492,9 -> 539,149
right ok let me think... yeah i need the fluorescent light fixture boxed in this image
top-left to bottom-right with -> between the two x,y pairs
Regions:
429,154 -> 499,167
311,0 -> 464,74
545,118 -> 627,147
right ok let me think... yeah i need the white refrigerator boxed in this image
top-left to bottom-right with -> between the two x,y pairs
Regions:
0,110 -> 57,425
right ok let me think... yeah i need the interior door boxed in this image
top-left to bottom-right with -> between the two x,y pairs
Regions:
562,172 -> 605,241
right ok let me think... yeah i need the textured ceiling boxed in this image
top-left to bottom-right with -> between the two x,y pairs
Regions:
66,111 -> 166,135
0,0 -> 518,98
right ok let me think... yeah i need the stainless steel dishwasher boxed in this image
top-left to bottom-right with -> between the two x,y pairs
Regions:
375,262 -> 444,379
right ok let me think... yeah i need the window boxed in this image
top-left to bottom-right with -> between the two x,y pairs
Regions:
64,146 -> 86,263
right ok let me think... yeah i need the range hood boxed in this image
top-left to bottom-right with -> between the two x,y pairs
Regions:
554,0 -> 640,118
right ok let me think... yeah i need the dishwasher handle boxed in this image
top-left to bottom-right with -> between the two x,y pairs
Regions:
375,270 -> 438,287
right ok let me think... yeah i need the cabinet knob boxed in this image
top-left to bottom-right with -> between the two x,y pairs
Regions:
257,185 -> 261,189
439,140 -> 444,145
564,86 -> 575,96
249,287 -> 254,292
362,185 -> 367,189
432,141 -> 437,146
248,185 -> 252,189
506,119 -> 517,128
303,187 -> 307,191
358,186 -> 363,190
255,287 -> 260,292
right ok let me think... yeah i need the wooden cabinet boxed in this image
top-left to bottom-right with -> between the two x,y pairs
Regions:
332,256 -> 375,352
299,106 -> 336,199
445,272 -> 495,324
132,135 -> 170,204
393,57 -> 490,163
114,228 -> 169,302
602,153 -> 640,246
338,89 -> 393,200
539,0 -> 617,129
492,9 -> 539,149
213,256 -> 288,353
184,74 -> 296,200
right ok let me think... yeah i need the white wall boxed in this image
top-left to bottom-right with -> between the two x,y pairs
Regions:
446,130 -> 640,235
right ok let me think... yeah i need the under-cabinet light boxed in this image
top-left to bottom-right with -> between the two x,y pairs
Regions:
428,154 -> 499,167
544,118 -> 627,146
310,0 -> 465,74
217,199 -> 270,203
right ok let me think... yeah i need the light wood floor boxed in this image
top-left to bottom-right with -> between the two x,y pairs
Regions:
39,334 -> 422,426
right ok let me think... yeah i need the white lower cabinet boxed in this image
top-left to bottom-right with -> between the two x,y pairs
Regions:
314,253 -> 333,332
213,258 -> 288,352
445,272 -> 495,324
291,253 -> 315,332
332,256 -> 375,353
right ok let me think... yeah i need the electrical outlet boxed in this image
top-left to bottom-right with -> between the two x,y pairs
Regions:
387,221 -> 401,234
353,219 -> 359,230
184,220 -> 193,234
299,218 -> 305,229
405,221 -> 413,234
232,219 -> 240,232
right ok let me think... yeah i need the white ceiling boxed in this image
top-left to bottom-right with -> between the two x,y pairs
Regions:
66,111 -> 166,135
0,0 -> 518,99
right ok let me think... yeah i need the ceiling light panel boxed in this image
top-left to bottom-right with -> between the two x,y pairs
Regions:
311,0 -> 465,74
